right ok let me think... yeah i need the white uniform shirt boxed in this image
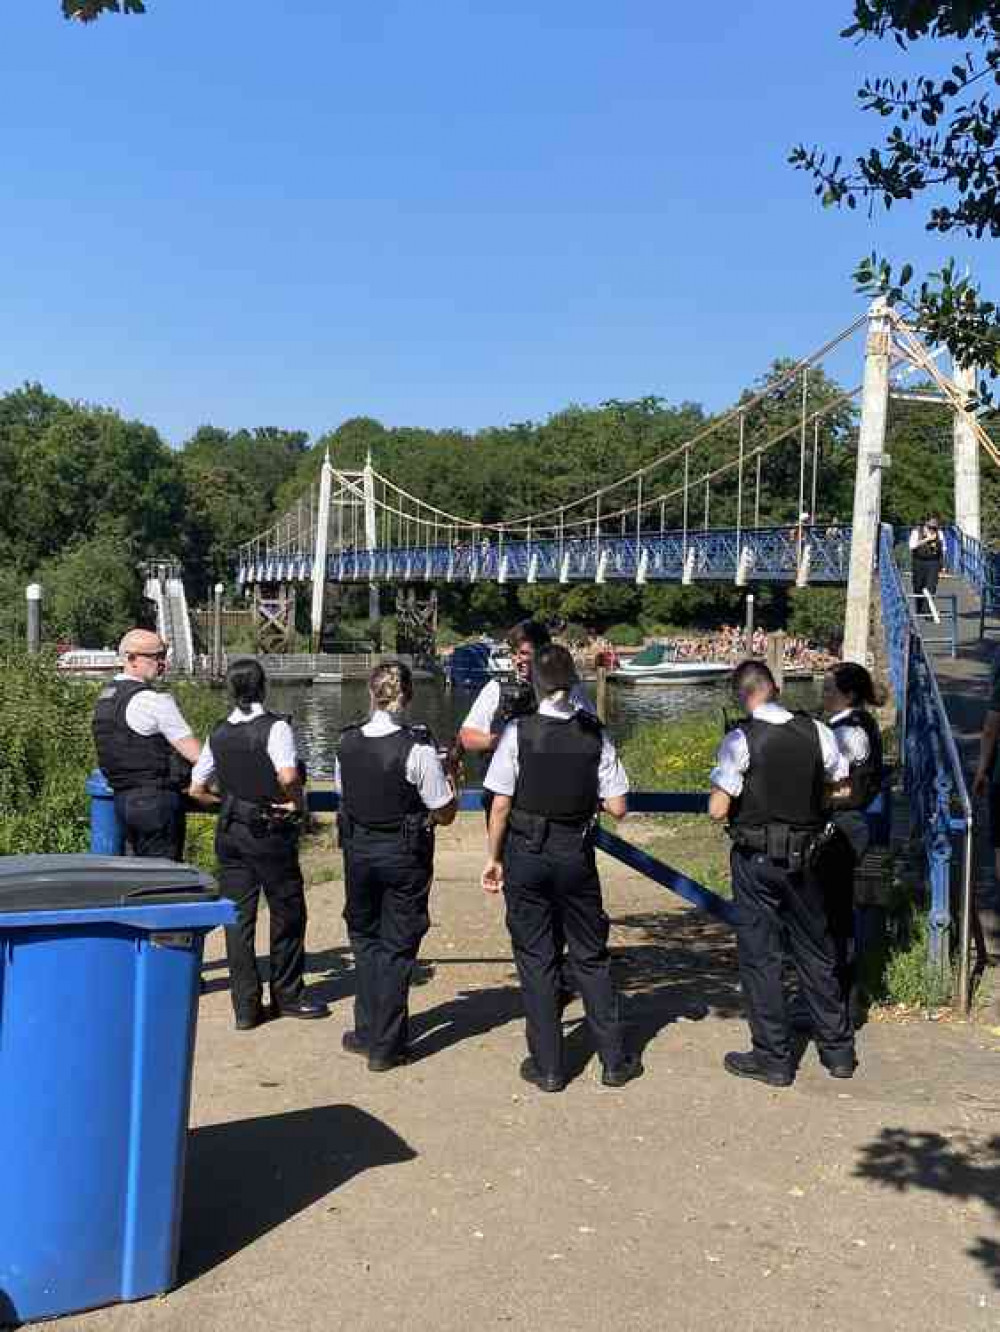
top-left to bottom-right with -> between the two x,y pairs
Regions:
828,708 -> 871,766
333,711 -> 454,811
710,701 -> 848,798
116,673 -> 193,744
462,677 -> 595,735
191,704 -> 298,787
484,697 -> 629,800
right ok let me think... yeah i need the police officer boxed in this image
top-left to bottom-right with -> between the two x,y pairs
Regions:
336,661 -> 457,1072
481,644 -> 642,1092
819,661 -> 885,1022
459,620 -> 593,1005
189,658 -> 329,1030
458,620 -> 595,759
709,659 -> 856,1086
92,628 -> 201,860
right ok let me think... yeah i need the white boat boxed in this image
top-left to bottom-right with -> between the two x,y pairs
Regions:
609,643 -> 732,685
486,642 -> 514,676
56,648 -> 120,677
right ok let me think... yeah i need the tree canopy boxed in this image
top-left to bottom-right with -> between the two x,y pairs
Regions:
62,1 -> 145,19
791,2 -> 1000,385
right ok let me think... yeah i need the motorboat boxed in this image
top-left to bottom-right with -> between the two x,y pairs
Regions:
608,642 -> 733,685
446,639 -> 514,688
56,648 -> 120,678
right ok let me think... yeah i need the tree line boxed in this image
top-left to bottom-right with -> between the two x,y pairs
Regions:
0,365 -> 992,650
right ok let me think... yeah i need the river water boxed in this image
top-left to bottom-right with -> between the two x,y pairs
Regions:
267,677 -> 821,781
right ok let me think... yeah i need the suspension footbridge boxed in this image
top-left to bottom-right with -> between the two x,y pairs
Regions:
233,301 -> 994,666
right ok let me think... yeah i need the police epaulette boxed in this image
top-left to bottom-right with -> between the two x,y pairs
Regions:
338,722 -> 363,736
574,710 -> 603,735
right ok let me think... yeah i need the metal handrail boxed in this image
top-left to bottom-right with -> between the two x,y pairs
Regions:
879,523 -> 974,1009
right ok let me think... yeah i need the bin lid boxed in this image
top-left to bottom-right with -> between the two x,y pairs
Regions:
0,856 -> 218,913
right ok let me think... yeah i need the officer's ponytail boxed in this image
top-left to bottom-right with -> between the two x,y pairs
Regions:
226,657 -> 267,716
829,661 -> 879,708
369,660 -> 413,714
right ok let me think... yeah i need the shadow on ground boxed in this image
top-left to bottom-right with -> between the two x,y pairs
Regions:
855,1127 -> 1000,1287
181,1105 -> 417,1281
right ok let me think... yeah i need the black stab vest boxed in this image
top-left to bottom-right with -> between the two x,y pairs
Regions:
92,678 -> 178,793
513,711 -> 603,823
338,726 -> 428,827
833,708 -> 884,811
732,713 -> 825,831
211,713 -> 286,804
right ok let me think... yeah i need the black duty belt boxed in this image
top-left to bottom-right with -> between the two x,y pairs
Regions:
728,821 -> 831,871
509,807 -> 596,853
337,811 -> 432,850
222,794 -> 299,838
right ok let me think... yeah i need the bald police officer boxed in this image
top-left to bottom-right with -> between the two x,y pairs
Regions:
709,660 -> 856,1087
336,661 -> 457,1072
92,628 -> 201,860
482,644 -> 642,1092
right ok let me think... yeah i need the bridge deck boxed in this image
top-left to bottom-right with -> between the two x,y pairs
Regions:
238,525 -> 851,587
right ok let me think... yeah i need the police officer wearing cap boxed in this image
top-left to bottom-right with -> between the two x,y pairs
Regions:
709,659 -> 856,1087
92,627 -> 201,860
190,658 -> 329,1030
482,643 -> 642,1093
336,661 -> 457,1072
819,661 -> 884,1023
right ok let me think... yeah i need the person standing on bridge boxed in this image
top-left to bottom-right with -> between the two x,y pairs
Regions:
92,628 -> 201,860
909,516 -> 944,612
336,661 -> 457,1071
709,660 -> 856,1087
481,644 -> 642,1092
189,658 -> 329,1030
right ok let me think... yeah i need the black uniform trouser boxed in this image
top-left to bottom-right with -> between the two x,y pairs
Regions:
216,820 -> 307,1017
484,792 -> 574,995
342,827 -> 433,1061
115,788 -> 186,861
818,812 -> 869,1014
911,555 -> 942,601
731,847 -> 855,1072
502,827 -> 625,1076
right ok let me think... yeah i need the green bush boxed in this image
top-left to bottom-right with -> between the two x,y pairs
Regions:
606,622 -> 644,647
787,587 -> 847,644
620,711 -> 722,792
0,654 -> 223,869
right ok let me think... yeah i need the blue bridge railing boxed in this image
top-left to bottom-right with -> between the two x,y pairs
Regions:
879,523 -> 973,1002
237,524 -> 853,588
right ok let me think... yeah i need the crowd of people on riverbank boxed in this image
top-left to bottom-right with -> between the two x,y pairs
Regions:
587,624 -> 838,673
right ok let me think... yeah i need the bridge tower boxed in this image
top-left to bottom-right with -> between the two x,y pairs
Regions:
953,361 -> 980,543
844,299 -> 892,665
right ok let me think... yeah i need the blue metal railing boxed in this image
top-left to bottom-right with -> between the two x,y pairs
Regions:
879,523 -> 973,999
237,523 -> 854,588
88,774 -> 894,935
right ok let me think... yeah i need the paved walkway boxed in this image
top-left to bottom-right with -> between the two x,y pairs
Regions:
57,821 -> 1000,1332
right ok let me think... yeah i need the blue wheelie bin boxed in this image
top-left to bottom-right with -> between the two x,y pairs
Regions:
0,855 -> 235,1326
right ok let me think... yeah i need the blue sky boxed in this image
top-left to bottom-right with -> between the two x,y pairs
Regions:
0,1 -> 995,445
